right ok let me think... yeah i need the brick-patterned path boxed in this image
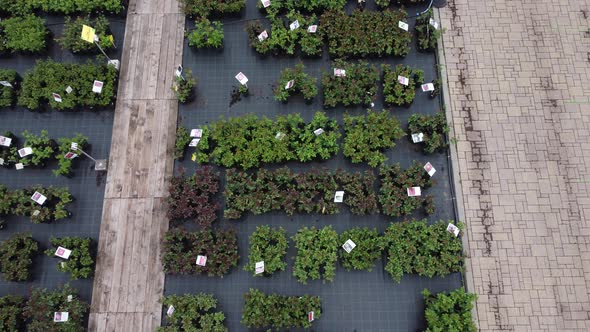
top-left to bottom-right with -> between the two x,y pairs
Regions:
438,0 -> 590,331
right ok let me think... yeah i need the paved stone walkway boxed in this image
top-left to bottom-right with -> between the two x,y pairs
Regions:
438,0 -> 590,331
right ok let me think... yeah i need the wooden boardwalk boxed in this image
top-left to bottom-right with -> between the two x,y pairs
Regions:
88,0 -> 184,330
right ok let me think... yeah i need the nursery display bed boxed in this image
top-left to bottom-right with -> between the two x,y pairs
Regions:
169,1 -> 461,331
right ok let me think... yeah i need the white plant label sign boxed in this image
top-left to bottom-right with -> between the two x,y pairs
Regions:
0,136 -> 12,147
307,25 -> 317,33
196,255 -> 207,266
64,152 -> 78,160
65,86 -> 73,94
424,162 -> 436,177
54,312 -> 69,322
255,261 -> 264,274
261,0 -> 271,8
15,163 -> 24,170
31,191 -> 47,205
342,239 -> 356,253
189,138 -> 200,147
275,132 -> 285,140
18,147 -> 33,157
334,191 -> 344,203
175,65 -> 183,78
308,311 -> 314,322
67,295 -> 73,302
447,223 -> 460,237
52,93 -> 62,103
235,72 -> 248,85
0,158 -> 4,165
0,81 -> 13,88
290,20 -> 300,31
71,142 -> 79,150
407,187 -> 421,197
313,128 -> 324,136
55,246 -> 72,259
429,18 -> 439,29
398,21 -> 409,31
167,305 -> 175,316
421,83 -> 435,92
92,80 -> 104,94
284,79 -> 295,90
190,129 -> 203,138
411,133 -> 424,143
257,30 -> 268,42
334,68 -> 346,77
397,75 -> 409,86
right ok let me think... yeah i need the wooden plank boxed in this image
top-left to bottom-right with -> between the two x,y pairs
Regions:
105,313 -> 117,332
106,200 -> 130,313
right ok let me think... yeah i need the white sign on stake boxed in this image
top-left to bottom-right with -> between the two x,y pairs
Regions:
64,152 -> 78,160
167,305 -> 175,317
93,80 -> 104,94
257,30 -> 269,42
407,187 -> 422,197
307,25 -> 317,33
255,261 -> 264,274
15,163 -> 24,170
284,80 -> 295,90
398,21 -> 409,31
424,162 -> 436,177
52,93 -> 62,103
334,191 -> 344,203
0,81 -> 13,88
53,312 -> 69,323
18,147 -> 33,157
334,68 -> 346,77
235,72 -> 248,85
175,65 -> 183,78
447,223 -> 460,237
32,210 -> 40,216
397,75 -> 409,86
275,132 -> 285,140
313,128 -> 324,136
261,0 -> 271,8
429,18 -> 439,29
342,239 -> 356,253
196,255 -> 207,266
411,133 -> 424,143
190,129 -> 203,138
71,142 -> 79,150
421,83 -> 435,92
65,86 -> 73,94
67,295 -> 73,302
289,20 -> 300,31
31,191 -> 47,205
308,311 -> 314,322
55,246 -> 72,259
0,158 -> 4,165
0,136 -> 12,147
188,138 -> 200,147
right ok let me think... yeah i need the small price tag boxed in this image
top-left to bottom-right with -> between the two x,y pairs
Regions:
313,128 -> 324,136
398,21 -> 409,31
52,93 -> 62,103
257,30 -> 268,42
397,75 -> 409,86
92,80 -> 104,94
447,223 -> 460,237
275,132 -> 285,140
0,81 -> 13,88
307,25 -> 317,33
424,162 -> 436,177
167,305 -> 175,316
65,86 -> 73,94
429,18 -> 439,29
18,147 -> 33,157
55,246 -> 72,259
334,191 -> 344,203
15,163 -> 23,170
64,152 -> 78,160
235,72 -> 248,85
411,133 -> 424,143
342,239 -> 356,253
261,0 -> 270,8
308,311 -> 314,322
53,312 -> 69,322
0,136 -> 12,147
189,138 -> 200,147
175,65 -> 183,78
190,129 -> 203,138
289,20 -> 300,31
421,83 -> 435,92
284,79 -> 294,90
334,68 -> 346,77
196,255 -> 207,266
255,261 -> 264,274
31,191 -> 47,205
407,187 -> 422,197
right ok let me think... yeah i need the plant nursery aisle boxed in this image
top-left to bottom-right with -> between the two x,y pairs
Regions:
88,0 -> 185,330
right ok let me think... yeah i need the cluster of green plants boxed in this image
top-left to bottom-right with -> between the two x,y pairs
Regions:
244,226 -> 288,276
23,284 -> 89,332
180,0 -> 245,18
45,237 -> 95,280
53,133 -> 88,177
273,63 -> 318,103
19,59 -> 118,111
158,293 -> 228,332
241,289 -> 321,329
382,64 -> 425,106
408,112 -> 449,153
162,229 -> 239,277
57,16 -> 114,54
292,226 -> 338,284
379,162 -> 434,217
172,69 -> 196,104
0,295 -> 25,331
322,60 -> 378,108
0,15 -> 48,54
246,12 -> 322,57
320,9 -> 412,58
173,126 -> 192,160
167,166 -> 220,228
376,0 -> 427,8
415,10 -> 441,52
258,0 -> 345,13
381,220 -> 464,282
187,19 -> 224,49
422,288 -> 477,332
196,112 -> 340,169
338,227 -> 381,271
0,0 -> 125,15
0,185 -> 73,223
0,233 -> 38,282
224,167 -> 378,219
343,109 -> 405,167
0,69 -> 19,108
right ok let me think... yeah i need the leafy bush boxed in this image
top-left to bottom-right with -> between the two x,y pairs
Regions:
274,63 -> 318,103
0,295 -> 25,331
174,126 -> 191,160
19,130 -> 56,167
58,16 -> 113,54
187,19 -> 224,49
382,64 -> 424,106
10,186 -> 73,223
224,167 -> 378,219
242,289 -> 321,329
381,220 -> 464,282
321,9 -> 412,58
376,0 -> 427,8
180,0 -> 245,18
172,69 -> 196,104
197,112 -> 339,169
158,293 -> 228,332
0,233 -> 38,282
379,162 -> 434,217
162,229 -> 239,277
0,185 -> 11,218
416,10 -> 441,52
338,227 -> 381,271
45,237 -> 94,280
343,109 -> 405,167
0,15 -> 48,54
167,166 -> 220,228
0,69 -> 19,108
322,60 -> 378,108
258,0 -> 345,13
0,131 -> 18,167
0,0 -> 125,15
293,226 -> 338,284
244,226 -> 288,276
53,134 -> 88,177
407,112 -> 449,154
19,59 -> 118,111
423,288 -> 477,332
23,284 -> 89,332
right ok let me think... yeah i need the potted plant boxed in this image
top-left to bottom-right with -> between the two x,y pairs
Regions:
244,226 -> 288,277
58,16 -> 114,54
407,112 -> 449,153
292,226 -> 338,284
173,126 -> 191,160
158,293 -> 227,331
45,237 -> 95,280
0,69 -> 19,108
241,289 -> 321,329
379,161 -> 435,217
0,233 -> 38,281
382,64 -> 425,106
321,60 -> 378,108
23,284 -> 89,331
273,63 -> 318,103
338,227 -> 381,271
53,134 -> 88,177
19,130 -> 57,168
172,69 -> 196,103
422,288 -> 477,332
415,9 -> 441,52
187,19 -> 224,50
0,295 -> 25,331
0,15 -> 49,54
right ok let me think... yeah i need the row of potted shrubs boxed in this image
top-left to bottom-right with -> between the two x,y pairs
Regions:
0,0 -> 125,15
162,220 -> 464,284
0,185 -> 72,224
